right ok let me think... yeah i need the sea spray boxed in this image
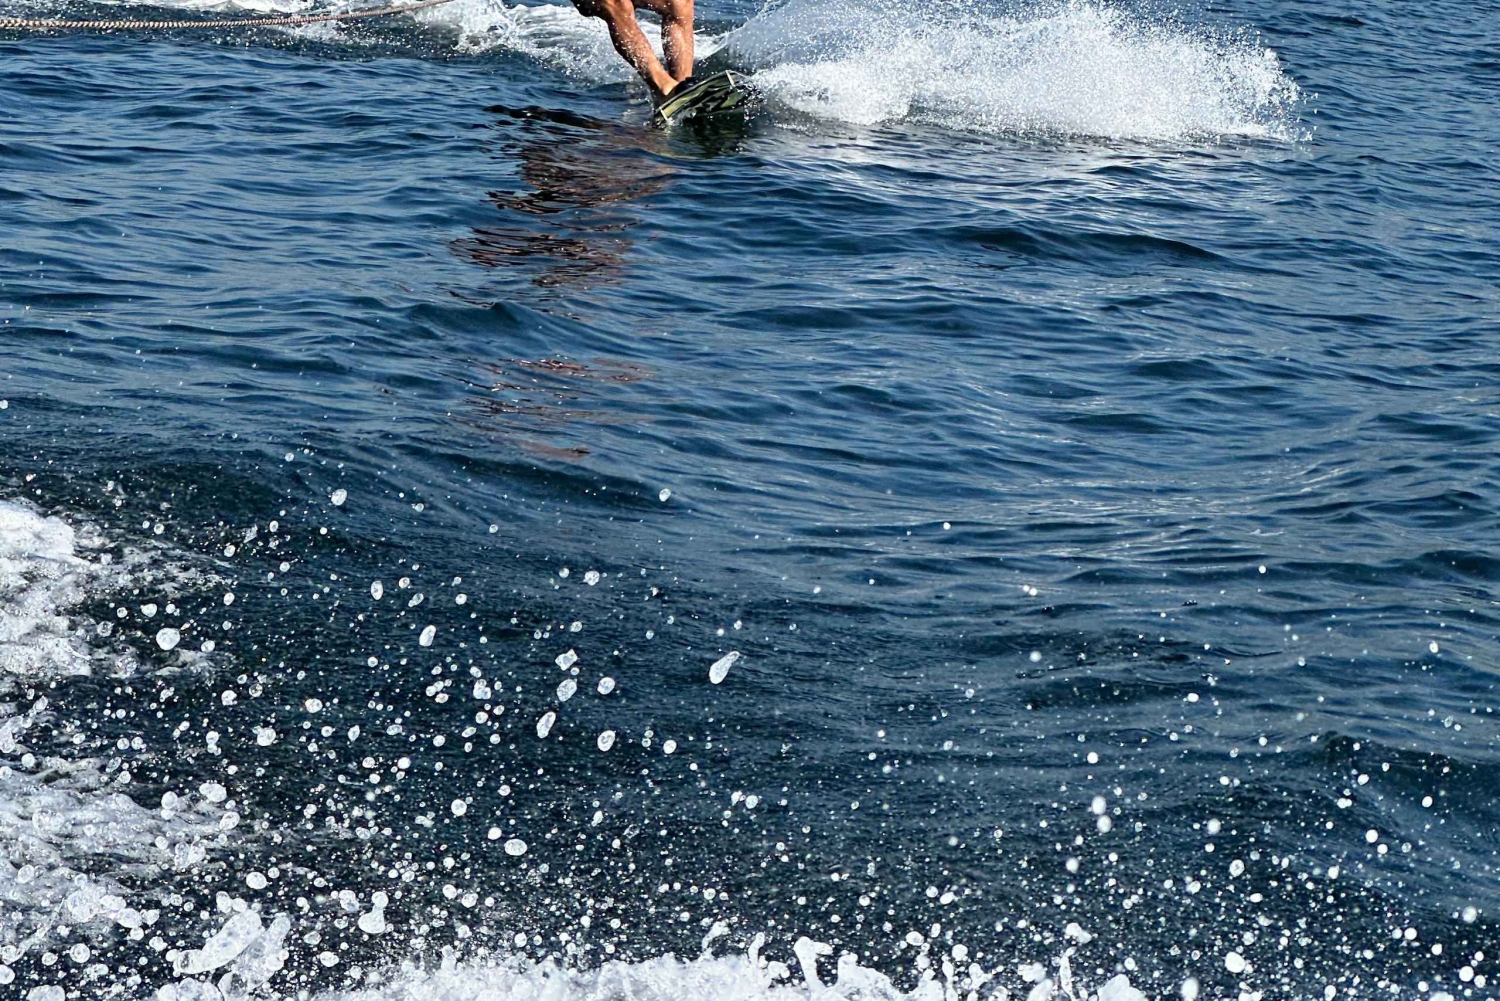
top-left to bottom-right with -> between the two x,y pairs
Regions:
727,0 -> 1300,139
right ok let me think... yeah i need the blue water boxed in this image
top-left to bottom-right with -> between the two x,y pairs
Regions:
2,0 -> 1498,997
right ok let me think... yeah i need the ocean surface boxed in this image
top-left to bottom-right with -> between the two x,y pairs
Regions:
2,0 -> 1498,997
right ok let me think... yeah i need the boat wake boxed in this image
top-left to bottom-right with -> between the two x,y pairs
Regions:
10,0 -> 1300,140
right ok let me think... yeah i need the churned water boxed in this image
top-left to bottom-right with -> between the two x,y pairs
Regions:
1,0 -> 1498,998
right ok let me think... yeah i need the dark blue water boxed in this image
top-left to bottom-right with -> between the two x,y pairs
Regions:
2,0 -> 1498,997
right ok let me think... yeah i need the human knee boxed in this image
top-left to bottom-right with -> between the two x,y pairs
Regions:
633,0 -> 690,21
574,0 -> 629,20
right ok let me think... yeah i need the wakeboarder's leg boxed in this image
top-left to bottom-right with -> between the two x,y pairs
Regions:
574,0 -> 679,102
635,0 -> 694,84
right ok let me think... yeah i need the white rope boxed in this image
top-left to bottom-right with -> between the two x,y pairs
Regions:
0,0 -> 454,31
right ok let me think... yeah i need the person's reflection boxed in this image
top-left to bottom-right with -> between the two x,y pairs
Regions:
454,356 -> 653,461
452,107 -> 676,295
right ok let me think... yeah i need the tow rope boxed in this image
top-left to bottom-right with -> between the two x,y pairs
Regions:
0,0 -> 454,31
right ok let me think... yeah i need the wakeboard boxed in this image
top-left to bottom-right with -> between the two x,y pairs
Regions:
652,71 -> 751,126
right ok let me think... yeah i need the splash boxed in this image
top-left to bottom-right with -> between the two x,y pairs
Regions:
423,0 -> 725,81
725,0 -> 1301,140
0,501 -> 119,680
0,500 -> 222,680
297,934 -> 1148,1001
0,502 -> 235,973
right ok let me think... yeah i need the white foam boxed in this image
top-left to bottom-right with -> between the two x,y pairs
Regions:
291,935 -> 1165,1001
423,0 -> 643,78
408,0 -> 724,85
177,911 -> 292,999
174,909 -> 264,976
0,755 -> 236,960
0,502 -> 237,964
307,944 -> 992,1000
726,0 -> 1301,140
0,502 -> 111,680
0,500 -> 219,681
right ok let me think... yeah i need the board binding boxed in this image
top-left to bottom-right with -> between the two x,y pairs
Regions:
652,70 -> 750,125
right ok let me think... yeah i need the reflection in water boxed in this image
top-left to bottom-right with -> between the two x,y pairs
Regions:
454,357 -> 653,460
452,227 -> 622,288
446,104 -> 750,460
452,106 -> 677,293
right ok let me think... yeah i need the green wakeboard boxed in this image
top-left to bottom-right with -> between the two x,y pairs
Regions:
652,71 -> 751,125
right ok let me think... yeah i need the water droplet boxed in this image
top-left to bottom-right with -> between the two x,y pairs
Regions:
709,650 -> 740,684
